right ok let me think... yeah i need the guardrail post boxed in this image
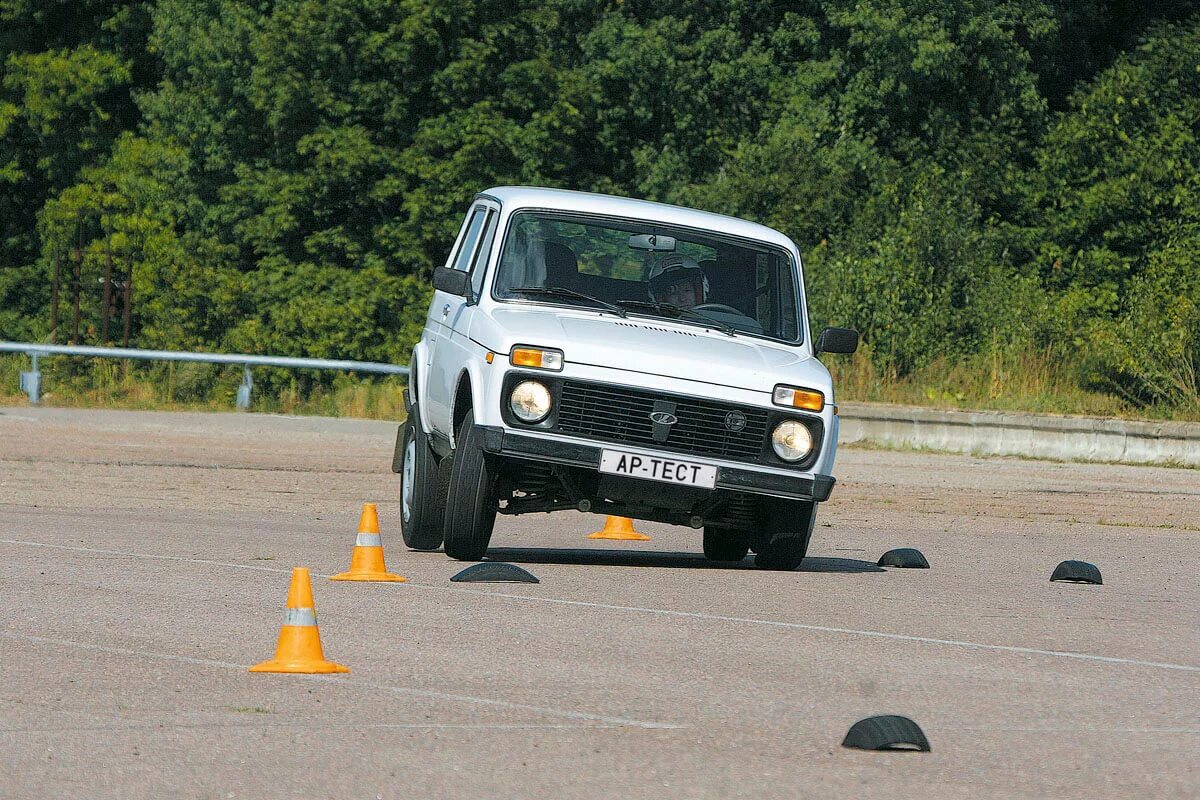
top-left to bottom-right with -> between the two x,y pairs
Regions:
19,352 -> 41,405
236,365 -> 253,409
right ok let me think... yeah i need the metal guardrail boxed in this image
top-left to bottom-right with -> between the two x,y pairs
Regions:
1,341 -> 409,409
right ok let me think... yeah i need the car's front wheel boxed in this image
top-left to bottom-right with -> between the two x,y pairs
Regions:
442,409 -> 498,561
398,411 -> 448,551
753,497 -> 816,571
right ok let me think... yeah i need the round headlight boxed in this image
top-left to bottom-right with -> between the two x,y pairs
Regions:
771,420 -> 813,462
509,380 -> 552,423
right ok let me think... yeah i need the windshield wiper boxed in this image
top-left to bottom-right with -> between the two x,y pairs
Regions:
510,286 -> 627,317
615,300 -> 736,336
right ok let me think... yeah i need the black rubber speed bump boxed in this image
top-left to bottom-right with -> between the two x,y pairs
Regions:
451,563 -> 539,583
877,548 -> 930,569
842,715 -> 931,752
1050,560 -> 1102,585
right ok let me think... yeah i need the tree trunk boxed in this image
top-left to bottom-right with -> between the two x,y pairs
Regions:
71,241 -> 82,346
102,239 -> 114,344
51,252 -> 61,344
122,256 -> 133,347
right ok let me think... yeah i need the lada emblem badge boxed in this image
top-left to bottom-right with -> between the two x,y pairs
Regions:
724,411 -> 747,432
649,411 -> 678,426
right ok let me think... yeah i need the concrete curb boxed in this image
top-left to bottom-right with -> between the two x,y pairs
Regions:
4,404 -> 1197,468
837,402 -> 1200,467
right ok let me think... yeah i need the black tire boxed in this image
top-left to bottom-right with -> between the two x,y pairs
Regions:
398,411 -> 448,550
702,527 -> 750,562
753,497 -> 817,571
442,409 -> 498,561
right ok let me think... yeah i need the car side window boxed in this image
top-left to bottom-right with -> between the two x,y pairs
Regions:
451,207 -> 487,272
470,210 -> 498,297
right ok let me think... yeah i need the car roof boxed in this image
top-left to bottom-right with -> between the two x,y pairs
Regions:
477,186 -> 798,252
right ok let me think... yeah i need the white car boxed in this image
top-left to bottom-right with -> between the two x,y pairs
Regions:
393,186 -> 858,570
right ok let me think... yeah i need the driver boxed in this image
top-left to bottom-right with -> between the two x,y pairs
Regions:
647,253 -> 709,309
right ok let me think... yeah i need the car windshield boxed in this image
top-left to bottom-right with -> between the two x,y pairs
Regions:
492,211 -> 801,342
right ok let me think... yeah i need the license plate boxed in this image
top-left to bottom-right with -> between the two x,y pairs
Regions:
599,449 -> 717,488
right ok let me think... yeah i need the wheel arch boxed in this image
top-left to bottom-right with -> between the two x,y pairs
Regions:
408,341 -> 434,435
448,364 -> 485,449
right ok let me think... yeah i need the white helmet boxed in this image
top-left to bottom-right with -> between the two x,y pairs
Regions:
647,253 -> 709,303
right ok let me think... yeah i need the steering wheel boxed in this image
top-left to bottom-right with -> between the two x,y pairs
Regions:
692,303 -> 744,315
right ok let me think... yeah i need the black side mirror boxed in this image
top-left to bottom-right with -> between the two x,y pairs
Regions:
433,266 -> 470,297
815,326 -> 859,354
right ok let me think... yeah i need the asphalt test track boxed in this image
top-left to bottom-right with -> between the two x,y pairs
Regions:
1,408 -> 1197,798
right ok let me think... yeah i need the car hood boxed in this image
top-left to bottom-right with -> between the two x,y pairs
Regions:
475,306 -> 824,394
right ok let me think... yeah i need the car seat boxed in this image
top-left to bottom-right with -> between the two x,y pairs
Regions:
698,259 -> 727,307
543,242 -> 579,291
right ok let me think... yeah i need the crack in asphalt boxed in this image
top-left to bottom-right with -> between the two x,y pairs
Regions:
2,536 -> 1197,676
0,456 -> 380,474
0,630 -> 681,730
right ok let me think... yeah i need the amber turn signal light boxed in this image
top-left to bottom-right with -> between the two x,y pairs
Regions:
772,385 -> 824,412
510,346 -> 564,371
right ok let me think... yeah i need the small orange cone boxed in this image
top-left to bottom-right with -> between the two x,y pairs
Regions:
330,503 -> 406,582
587,515 -> 651,541
250,567 -> 349,674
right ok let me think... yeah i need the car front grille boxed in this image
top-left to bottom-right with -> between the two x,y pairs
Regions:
555,381 -> 770,462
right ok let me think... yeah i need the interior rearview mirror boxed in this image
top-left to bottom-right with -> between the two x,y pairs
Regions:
628,233 -> 677,252
433,266 -> 470,297
815,327 -> 859,355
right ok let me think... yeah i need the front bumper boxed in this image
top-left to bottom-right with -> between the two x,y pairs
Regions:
477,425 -> 835,503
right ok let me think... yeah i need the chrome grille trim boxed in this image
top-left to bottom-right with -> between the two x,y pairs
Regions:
556,381 -> 769,461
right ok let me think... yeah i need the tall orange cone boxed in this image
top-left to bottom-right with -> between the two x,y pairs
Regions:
587,515 -> 651,541
330,503 -> 406,582
250,567 -> 349,674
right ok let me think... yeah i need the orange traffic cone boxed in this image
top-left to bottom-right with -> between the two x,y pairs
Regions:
250,567 -> 349,674
330,503 -> 406,582
587,515 -> 651,541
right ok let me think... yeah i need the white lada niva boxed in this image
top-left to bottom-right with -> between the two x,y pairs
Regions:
394,187 -> 858,570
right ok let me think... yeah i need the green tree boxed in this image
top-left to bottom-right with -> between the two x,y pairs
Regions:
1032,19 -> 1200,332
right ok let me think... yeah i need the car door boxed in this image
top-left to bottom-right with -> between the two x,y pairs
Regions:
421,208 -> 476,433
426,201 -> 497,436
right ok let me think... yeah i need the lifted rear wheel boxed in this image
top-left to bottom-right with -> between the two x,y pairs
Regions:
398,410 -> 448,551
702,527 -> 750,562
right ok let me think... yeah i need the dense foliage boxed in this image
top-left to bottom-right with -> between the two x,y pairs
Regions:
1,1 -> 1197,410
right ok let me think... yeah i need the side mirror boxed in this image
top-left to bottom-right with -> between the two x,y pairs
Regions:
815,327 -> 859,355
433,266 -> 470,297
